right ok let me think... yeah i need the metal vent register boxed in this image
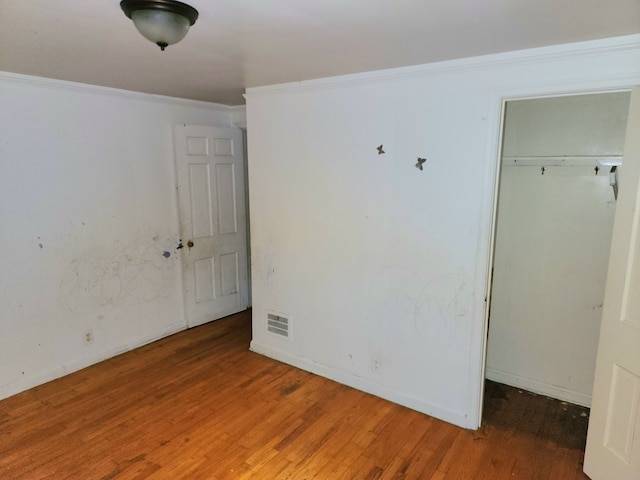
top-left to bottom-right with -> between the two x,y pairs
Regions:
267,313 -> 289,338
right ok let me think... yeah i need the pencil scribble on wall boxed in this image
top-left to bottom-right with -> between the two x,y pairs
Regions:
59,243 -> 174,314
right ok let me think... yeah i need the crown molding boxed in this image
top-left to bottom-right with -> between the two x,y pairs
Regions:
0,71 -> 234,111
246,34 -> 640,98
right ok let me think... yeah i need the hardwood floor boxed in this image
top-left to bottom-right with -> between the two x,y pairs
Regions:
0,310 -> 590,479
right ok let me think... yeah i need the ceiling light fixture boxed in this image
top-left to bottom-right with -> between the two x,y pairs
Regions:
120,0 -> 199,51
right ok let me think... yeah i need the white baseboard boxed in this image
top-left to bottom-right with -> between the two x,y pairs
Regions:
250,341 -> 475,429
0,322 -> 186,401
486,368 -> 591,407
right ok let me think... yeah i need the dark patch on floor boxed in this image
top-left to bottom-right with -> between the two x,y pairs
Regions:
483,380 -> 590,451
280,382 -> 301,396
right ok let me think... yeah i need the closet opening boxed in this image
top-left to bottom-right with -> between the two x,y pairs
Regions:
483,92 -> 631,436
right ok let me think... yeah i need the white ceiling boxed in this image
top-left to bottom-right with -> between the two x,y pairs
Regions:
1,1 -> 639,105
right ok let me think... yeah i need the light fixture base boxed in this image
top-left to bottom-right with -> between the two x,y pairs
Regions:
120,0 -> 198,25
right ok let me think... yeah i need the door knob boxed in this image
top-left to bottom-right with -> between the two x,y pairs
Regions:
187,240 -> 194,248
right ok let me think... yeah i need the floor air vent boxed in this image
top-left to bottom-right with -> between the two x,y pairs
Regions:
267,313 -> 290,338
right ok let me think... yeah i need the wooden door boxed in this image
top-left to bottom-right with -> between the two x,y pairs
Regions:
174,125 -> 248,327
584,87 -> 640,479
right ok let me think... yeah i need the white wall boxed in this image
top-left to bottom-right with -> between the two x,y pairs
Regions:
0,73 -> 236,400
245,35 -> 640,429
501,94 -> 631,158
486,93 -> 629,406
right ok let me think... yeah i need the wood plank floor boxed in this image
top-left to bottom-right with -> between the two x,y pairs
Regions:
0,310 -> 591,479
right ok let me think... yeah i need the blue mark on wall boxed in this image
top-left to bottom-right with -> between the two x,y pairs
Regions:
162,251 -> 171,258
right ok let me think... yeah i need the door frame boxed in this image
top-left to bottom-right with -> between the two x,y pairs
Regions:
473,79 -> 638,428
173,124 -> 250,328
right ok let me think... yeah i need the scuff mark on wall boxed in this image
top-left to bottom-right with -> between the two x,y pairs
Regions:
364,266 -> 473,338
415,273 -> 473,332
251,237 -> 277,283
59,243 -> 174,314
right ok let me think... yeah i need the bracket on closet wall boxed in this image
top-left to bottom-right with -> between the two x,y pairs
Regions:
598,158 -> 622,201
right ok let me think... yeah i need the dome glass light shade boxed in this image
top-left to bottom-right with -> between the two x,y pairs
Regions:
131,9 -> 191,50
120,0 -> 199,51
